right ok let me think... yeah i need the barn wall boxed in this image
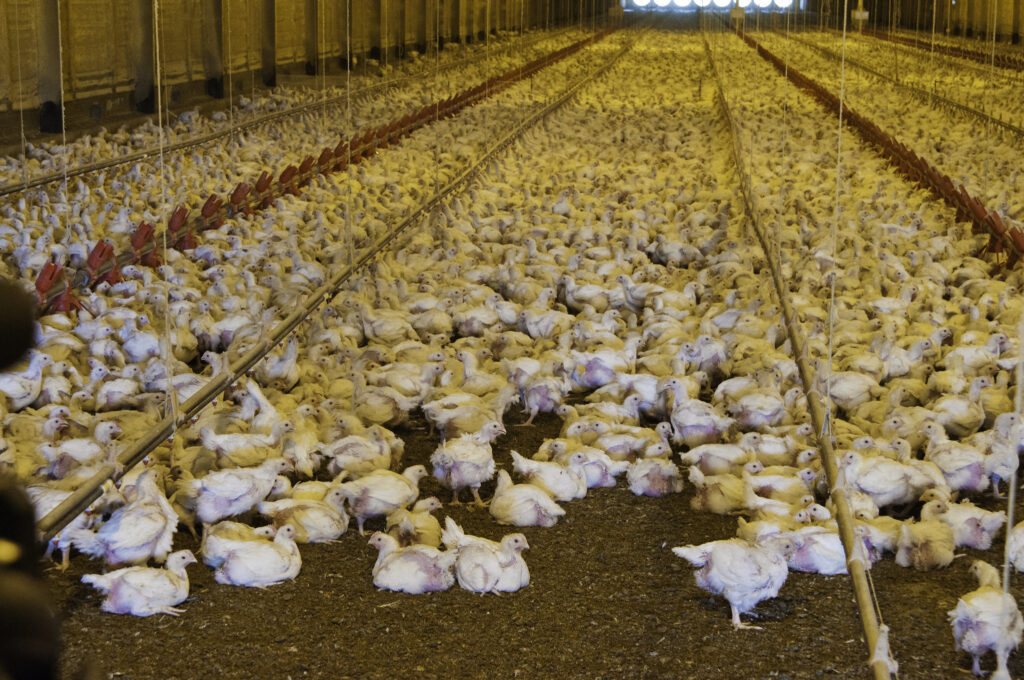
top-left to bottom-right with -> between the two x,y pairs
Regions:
4,0 -> 616,129
0,0 -> 41,111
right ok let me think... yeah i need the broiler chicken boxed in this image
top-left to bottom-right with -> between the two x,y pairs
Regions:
81,549 -> 197,616
441,517 -> 530,594
672,537 -> 796,630
367,531 -> 456,594
489,469 -> 565,527
949,560 -> 1023,678
510,449 -> 587,501
336,465 -> 428,534
429,424 -> 504,506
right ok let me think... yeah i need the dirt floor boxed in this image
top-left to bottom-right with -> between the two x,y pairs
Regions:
43,401 -> 1024,680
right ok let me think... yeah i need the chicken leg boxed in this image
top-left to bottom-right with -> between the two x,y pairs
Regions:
731,606 -> 762,631
470,486 -> 490,509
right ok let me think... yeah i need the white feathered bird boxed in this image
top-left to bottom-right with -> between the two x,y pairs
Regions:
81,549 -> 197,616
489,469 -> 565,527
949,560 -> 1023,679
672,537 -> 796,630
430,424 -> 504,507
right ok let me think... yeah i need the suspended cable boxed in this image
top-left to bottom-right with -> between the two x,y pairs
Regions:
153,0 -> 179,426
345,0 -> 354,268
226,0 -> 234,126
318,0 -> 326,141
13,0 -> 27,187
1003,313 -> 1024,592
54,0 -> 70,247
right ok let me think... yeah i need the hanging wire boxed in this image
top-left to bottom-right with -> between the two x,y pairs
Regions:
929,0 -> 937,88
153,0 -> 180,426
824,0 -> 853,447
986,0 -> 998,118
54,0 -> 70,247
433,0 -> 440,200
1002,312 -> 1023,592
318,0 -> 326,141
13,0 -> 28,187
345,0 -> 353,268
249,0 -> 256,123
778,0 -> 791,278
226,0 -> 234,126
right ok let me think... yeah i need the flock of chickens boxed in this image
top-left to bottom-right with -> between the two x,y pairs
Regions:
757,30 -> 1024,241
1,23 -> 1023,677
711,28 -> 1024,675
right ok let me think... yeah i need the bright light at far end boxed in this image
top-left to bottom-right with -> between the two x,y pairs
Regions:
674,0 -> 692,6
654,0 -> 671,6
713,0 -> 731,7
753,0 -> 772,7
738,0 -> 752,7
775,0 -> 793,7
633,0 -> 651,6
693,0 -> 711,7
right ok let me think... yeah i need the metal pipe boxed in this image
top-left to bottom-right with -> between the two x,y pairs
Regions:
703,34 -> 891,680
786,31 -> 1024,139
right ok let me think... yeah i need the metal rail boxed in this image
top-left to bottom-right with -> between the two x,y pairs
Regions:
862,29 -> 1024,72
37,27 -> 633,543
0,27 -> 577,198
702,33 -> 892,680
737,30 -> 1024,269
780,32 -> 1024,142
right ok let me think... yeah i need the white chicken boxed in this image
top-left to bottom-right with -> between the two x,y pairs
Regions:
214,524 -> 302,588
257,487 -> 350,543
429,425 -> 503,506
67,469 -> 177,566
489,469 -> 565,527
895,500 -> 956,571
81,549 -> 197,616
442,517 -> 530,594
949,560 -> 1023,679
188,457 -> 292,526
367,532 -> 456,594
510,449 -> 587,501
672,537 -> 796,630
200,521 -> 276,568
336,465 -> 429,534
385,497 -> 443,547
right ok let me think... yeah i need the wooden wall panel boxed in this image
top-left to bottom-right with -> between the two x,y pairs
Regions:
62,0 -> 118,98
0,0 -> 41,110
315,0 -> 343,60
157,0 -> 207,86
223,0 -> 262,74
276,0 -> 308,65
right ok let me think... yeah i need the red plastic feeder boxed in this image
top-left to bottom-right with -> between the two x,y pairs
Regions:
168,206 -> 197,251
131,222 -> 161,267
35,261 -> 80,313
201,195 -> 225,230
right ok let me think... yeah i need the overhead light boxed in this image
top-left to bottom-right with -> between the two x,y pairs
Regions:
654,0 -> 672,6
634,0 -> 652,6
674,0 -> 692,5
